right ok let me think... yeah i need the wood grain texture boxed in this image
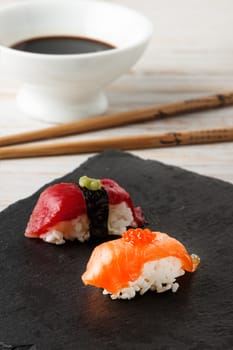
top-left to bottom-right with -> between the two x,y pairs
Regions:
0,92 -> 233,147
0,127 -> 232,159
0,0 -> 233,211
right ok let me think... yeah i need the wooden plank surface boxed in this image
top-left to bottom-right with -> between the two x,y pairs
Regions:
0,0 -> 233,212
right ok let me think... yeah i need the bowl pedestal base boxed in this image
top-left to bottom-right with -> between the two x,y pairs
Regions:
17,84 -> 108,123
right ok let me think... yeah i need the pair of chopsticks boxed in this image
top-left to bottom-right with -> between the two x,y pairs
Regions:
0,92 -> 233,159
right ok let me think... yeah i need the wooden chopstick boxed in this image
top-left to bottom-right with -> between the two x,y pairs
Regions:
0,127 -> 232,159
1,91 -> 233,147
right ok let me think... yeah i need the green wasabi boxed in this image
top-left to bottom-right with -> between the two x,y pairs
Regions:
79,176 -> 102,191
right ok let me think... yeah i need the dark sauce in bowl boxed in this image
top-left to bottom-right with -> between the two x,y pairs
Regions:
10,35 -> 115,55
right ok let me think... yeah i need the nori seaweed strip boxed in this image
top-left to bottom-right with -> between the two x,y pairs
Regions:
80,186 -> 109,237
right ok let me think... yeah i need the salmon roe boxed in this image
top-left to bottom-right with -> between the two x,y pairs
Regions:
122,228 -> 156,245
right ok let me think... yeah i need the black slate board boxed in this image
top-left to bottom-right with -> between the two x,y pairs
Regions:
0,150 -> 233,350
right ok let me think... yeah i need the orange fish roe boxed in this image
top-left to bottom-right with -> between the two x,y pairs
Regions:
122,228 -> 156,245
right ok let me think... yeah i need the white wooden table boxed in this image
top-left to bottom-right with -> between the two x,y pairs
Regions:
0,0 -> 233,212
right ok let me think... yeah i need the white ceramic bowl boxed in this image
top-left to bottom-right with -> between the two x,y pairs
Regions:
0,0 -> 153,123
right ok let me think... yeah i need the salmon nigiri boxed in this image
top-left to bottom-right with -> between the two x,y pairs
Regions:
82,228 -> 200,299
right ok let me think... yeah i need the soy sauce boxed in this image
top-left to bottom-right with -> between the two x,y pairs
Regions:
11,35 -> 115,55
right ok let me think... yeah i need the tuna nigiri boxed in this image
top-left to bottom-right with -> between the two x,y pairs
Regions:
25,176 -> 144,245
82,228 -> 200,299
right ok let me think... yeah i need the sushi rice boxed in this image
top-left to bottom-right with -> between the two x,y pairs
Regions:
40,215 -> 90,245
40,202 -> 136,245
103,256 -> 185,300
